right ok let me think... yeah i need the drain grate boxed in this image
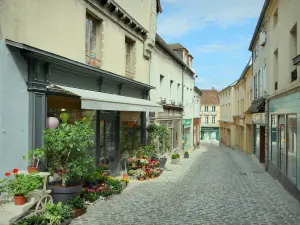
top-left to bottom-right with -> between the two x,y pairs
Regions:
237,172 -> 247,175
252,171 -> 264,174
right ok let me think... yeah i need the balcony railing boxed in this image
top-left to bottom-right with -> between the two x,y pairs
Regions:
204,111 -> 210,116
211,111 -> 217,116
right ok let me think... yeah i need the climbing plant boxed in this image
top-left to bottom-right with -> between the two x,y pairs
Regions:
147,124 -> 170,157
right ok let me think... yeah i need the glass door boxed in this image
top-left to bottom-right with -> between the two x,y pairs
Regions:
278,115 -> 286,175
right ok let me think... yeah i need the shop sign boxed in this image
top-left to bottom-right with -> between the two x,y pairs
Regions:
252,113 -> 265,125
183,119 -> 192,127
201,127 -> 219,131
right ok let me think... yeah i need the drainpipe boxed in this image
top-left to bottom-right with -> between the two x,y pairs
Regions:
181,65 -> 186,151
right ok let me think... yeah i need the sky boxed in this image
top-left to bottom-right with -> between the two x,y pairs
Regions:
157,0 -> 265,91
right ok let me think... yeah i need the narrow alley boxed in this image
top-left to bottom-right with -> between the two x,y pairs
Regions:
72,142 -> 300,225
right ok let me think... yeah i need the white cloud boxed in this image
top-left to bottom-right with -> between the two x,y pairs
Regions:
158,0 -> 264,38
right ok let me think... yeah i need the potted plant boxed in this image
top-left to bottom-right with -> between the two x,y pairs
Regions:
176,153 -> 180,162
67,196 -> 87,218
135,169 -> 145,181
99,164 -> 110,176
83,192 -> 99,204
13,215 -> 47,225
45,121 -> 95,204
184,151 -> 189,158
171,154 -> 178,164
139,159 -> 148,169
4,169 -> 43,205
105,177 -> 122,195
149,169 -> 155,179
127,157 -> 138,168
43,202 -> 72,225
23,148 -> 44,173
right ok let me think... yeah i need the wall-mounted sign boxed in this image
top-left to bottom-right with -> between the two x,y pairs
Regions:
252,113 -> 265,125
183,119 -> 192,127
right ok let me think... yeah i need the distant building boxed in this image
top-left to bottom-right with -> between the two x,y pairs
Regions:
200,89 -> 220,141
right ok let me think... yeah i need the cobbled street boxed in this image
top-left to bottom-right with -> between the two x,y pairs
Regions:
72,142 -> 300,225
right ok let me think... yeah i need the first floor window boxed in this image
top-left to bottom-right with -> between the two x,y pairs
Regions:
212,116 -> 216,124
205,117 -> 209,124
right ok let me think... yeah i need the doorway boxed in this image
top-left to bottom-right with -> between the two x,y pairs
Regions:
259,126 -> 265,163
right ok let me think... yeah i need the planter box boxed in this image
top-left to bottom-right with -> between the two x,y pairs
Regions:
171,159 -> 177,164
184,154 -> 189,158
159,158 -> 167,168
72,208 -> 87,219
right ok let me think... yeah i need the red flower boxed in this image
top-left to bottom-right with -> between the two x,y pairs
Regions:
5,172 -> 10,177
128,121 -> 135,127
12,168 -> 18,174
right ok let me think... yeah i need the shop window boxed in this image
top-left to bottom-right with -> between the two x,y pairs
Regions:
287,114 -> 297,184
271,115 -> 277,164
47,95 -> 97,158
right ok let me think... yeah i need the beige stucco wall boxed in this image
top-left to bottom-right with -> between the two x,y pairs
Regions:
252,0 -> 300,98
219,86 -> 235,123
234,80 -> 245,116
245,66 -> 253,111
183,71 -> 195,120
150,45 -> 184,105
0,0 -> 153,85
200,104 -> 220,127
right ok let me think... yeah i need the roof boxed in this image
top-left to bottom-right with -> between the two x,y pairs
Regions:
246,98 -> 265,113
218,81 -> 237,94
156,0 -> 162,13
249,0 -> 271,51
155,34 -> 195,76
194,86 -> 202,96
168,43 -> 186,51
200,89 -> 219,105
235,58 -> 252,85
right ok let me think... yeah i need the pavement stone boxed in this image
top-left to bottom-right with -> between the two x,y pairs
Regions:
71,141 -> 300,225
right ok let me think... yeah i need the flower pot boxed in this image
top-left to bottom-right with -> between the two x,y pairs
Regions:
27,166 -> 39,173
142,165 -> 146,169
184,154 -> 189,158
72,207 -> 87,219
151,175 -> 155,179
139,177 -> 144,181
146,176 -> 149,180
159,158 -> 167,168
131,163 -> 137,168
14,195 -> 25,205
139,155 -> 143,159
48,184 -> 82,205
123,174 -> 129,181
171,159 -> 177,164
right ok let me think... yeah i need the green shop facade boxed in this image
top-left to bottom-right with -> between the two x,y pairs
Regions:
201,127 -> 220,141
1,40 -> 162,178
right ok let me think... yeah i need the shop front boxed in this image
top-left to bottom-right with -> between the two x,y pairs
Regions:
6,41 -> 163,175
201,127 -> 220,141
268,90 -> 300,200
252,113 -> 266,164
182,119 -> 192,150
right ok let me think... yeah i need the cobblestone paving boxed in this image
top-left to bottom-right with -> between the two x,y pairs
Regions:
72,142 -> 300,225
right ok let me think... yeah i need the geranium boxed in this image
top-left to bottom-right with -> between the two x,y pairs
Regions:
12,168 -> 18,174
127,157 -> 138,165
139,159 -> 148,166
135,169 -> 146,178
5,172 -> 10,177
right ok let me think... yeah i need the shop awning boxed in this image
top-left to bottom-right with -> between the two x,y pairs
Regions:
55,85 -> 163,112
246,98 -> 265,114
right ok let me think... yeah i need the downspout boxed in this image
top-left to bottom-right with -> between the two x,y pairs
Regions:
181,65 -> 185,150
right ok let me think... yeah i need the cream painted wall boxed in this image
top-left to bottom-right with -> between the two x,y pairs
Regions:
193,90 -> 200,118
200,104 -> 220,127
245,66 -> 253,111
267,0 -> 300,97
150,45 -> 183,105
183,71 -> 195,120
0,0 -> 153,85
234,80 -> 246,116
114,0 -> 151,31
219,87 -> 235,123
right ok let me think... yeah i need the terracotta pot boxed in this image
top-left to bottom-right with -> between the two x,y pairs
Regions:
139,177 -> 144,181
139,155 -> 143,159
142,165 -> 146,169
28,166 -> 38,173
72,208 -> 87,218
131,163 -> 137,168
14,195 -> 25,205
123,174 -> 129,181
146,176 -> 149,180
151,175 -> 155,179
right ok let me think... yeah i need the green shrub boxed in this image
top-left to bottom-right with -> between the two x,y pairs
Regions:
184,151 -> 189,155
13,216 -> 47,225
171,154 -> 177,159
176,154 -> 180,158
66,196 -> 85,210
43,202 -> 71,225
83,192 -> 99,203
